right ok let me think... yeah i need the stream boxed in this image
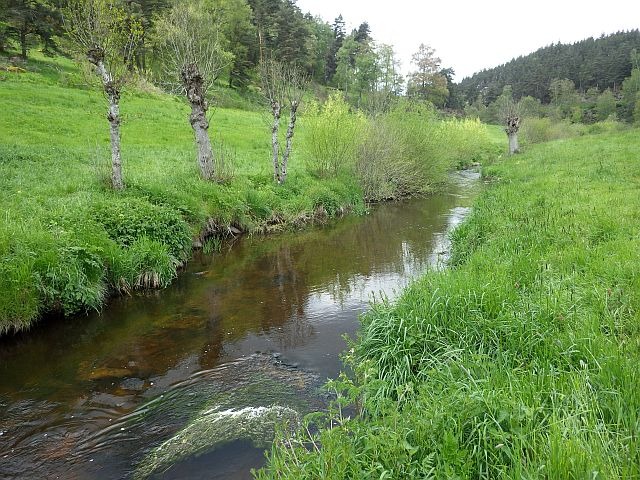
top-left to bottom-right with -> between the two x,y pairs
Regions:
0,170 -> 480,479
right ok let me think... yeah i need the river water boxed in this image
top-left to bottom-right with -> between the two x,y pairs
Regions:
0,171 -> 480,479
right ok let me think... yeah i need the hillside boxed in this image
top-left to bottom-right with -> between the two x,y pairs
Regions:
459,30 -> 640,104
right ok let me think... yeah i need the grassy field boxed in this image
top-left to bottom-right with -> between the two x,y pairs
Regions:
0,53 -> 498,333
256,130 -> 640,478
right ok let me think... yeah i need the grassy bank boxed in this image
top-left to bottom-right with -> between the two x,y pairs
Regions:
0,53 -> 498,333
256,130 -> 640,478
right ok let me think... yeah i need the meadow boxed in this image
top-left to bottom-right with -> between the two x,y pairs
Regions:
0,53 -> 497,333
256,130 -> 640,478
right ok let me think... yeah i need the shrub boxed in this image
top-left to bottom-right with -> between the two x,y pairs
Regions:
522,117 -> 626,145
355,118 -> 424,201
91,196 -> 192,261
304,93 -> 365,177
36,243 -> 107,315
355,107 -> 495,201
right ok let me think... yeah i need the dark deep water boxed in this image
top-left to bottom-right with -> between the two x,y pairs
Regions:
0,171 -> 480,479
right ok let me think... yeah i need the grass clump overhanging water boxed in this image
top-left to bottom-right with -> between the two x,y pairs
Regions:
0,52 -> 498,333
255,129 -> 640,479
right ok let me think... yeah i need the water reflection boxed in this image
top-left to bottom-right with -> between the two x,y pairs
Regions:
0,171 -> 480,479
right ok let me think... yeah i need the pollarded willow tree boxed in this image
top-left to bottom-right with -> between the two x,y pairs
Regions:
154,0 -> 232,180
64,0 -> 142,190
260,58 -> 308,184
496,85 -> 521,155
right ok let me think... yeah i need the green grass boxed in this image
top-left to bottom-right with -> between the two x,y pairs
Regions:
256,130 -> 640,478
0,52 -> 497,333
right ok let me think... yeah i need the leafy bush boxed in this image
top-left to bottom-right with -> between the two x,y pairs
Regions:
92,196 -> 192,261
522,117 -> 627,145
304,94 -> 365,177
36,243 -> 107,315
355,106 -> 496,201
355,118 -> 424,201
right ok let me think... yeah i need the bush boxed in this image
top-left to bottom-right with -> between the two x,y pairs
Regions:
355,105 -> 496,201
304,93 -> 365,177
522,116 -> 626,145
355,118 -> 425,201
92,196 -> 192,261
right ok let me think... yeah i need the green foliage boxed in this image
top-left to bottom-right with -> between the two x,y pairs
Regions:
257,128 -> 640,479
460,30 -> 640,104
622,68 -> 640,121
355,105 -> 497,201
303,94 -> 365,177
91,197 -> 192,261
407,43 -> 448,107
2,0 -> 62,58
119,237 -> 179,289
596,88 -> 617,121
521,117 -> 626,144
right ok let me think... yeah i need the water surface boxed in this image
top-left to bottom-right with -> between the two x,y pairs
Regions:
0,171 -> 480,479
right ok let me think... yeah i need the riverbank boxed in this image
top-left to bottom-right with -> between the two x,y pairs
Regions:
256,129 -> 640,478
0,53 -> 499,334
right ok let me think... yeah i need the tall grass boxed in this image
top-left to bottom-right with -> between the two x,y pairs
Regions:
521,116 -> 628,145
256,129 -> 640,479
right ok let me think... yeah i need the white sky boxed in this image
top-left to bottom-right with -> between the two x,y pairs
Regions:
296,0 -> 640,81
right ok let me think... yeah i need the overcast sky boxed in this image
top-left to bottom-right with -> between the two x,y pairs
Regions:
296,0 -> 640,81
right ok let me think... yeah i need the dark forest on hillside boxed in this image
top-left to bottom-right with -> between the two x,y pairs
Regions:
459,30 -> 640,104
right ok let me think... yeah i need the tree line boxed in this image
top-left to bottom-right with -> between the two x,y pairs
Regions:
1,0 -> 461,190
459,30 -> 640,105
0,0 -> 455,104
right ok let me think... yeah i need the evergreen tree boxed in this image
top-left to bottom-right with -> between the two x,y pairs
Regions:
325,14 -> 345,83
353,22 -> 371,44
460,30 -> 640,105
4,0 -> 62,58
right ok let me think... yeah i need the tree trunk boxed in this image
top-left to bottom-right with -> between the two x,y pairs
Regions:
280,101 -> 299,184
190,100 -> 214,180
182,63 -> 214,180
508,132 -> 519,155
107,92 -> 124,190
20,28 -> 27,59
89,49 -> 124,190
271,101 -> 282,183
505,115 -> 520,156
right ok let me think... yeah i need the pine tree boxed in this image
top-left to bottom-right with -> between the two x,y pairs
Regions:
4,0 -> 62,58
325,14 -> 345,83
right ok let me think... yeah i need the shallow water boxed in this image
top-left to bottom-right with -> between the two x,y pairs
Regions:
0,170 -> 480,479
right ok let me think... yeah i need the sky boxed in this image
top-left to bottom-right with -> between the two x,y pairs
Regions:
295,0 -> 640,81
